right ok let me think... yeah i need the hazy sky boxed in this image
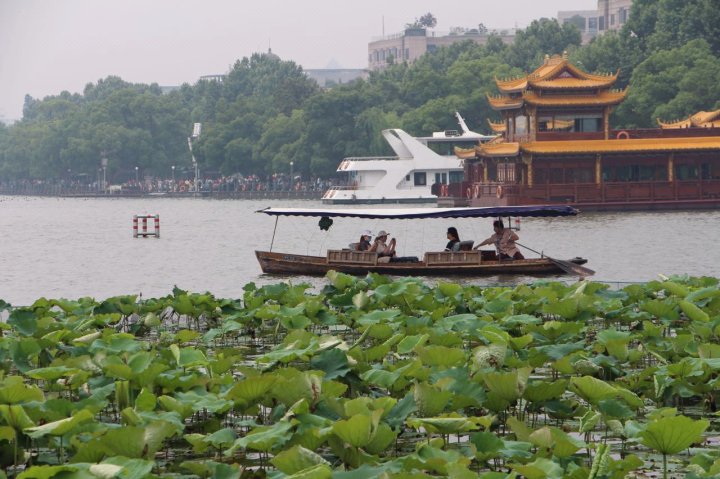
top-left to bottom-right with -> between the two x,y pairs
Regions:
0,0 -> 595,121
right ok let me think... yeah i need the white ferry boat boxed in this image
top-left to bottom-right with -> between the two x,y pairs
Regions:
322,113 -> 494,204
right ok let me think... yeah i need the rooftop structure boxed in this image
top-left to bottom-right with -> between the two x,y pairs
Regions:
558,0 -> 632,44
368,27 -> 515,71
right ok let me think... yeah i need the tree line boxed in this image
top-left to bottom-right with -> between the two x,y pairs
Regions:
1,0 -> 719,183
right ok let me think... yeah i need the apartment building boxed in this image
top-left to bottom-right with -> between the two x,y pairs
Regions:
368,27 -> 515,71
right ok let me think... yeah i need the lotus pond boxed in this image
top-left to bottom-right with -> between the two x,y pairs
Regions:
1,274 -> 720,479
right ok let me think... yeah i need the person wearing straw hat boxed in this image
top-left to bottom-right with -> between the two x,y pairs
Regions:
370,230 -> 396,259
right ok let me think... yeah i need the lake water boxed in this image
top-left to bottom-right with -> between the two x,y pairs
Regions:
1,195 -> 718,305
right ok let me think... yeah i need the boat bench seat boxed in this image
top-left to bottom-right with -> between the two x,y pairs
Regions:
424,251 -> 481,265
327,249 -> 378,265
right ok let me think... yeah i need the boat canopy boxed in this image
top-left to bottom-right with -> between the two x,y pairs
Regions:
257,205 -> 578,219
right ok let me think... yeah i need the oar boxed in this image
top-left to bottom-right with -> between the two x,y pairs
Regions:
516,242 -> 595,277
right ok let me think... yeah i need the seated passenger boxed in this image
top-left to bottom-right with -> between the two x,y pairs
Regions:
354,230 -> 372,251
445,227 -> 461,252
369,230 -> 396,258
474,220 -> 525,260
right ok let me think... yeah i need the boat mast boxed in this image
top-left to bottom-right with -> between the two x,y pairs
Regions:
270,216 -> 279,252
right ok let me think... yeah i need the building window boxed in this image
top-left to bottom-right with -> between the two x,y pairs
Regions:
414,172 -> 427,186
405,48 -> 409,60
449,171 -> 464,183
599,16 -> 605,30
588,17 -> 598,31
619,8 -> 627,24
610,14 -> 615,26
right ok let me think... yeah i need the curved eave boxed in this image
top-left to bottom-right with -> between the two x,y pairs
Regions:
496,77 -> 527,93
478,142 -> 520,157
521,136 -> 720,154
454,146 -> 477,160
522,89 -> 627,107
487,94 -> 524,110
657,119 -> 692,129
487,119 -> 506,133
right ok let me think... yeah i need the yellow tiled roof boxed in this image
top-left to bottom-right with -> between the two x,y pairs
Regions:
487,119 -> 506,133
454,147 -> 478,159
487,94 -> 524,110
521,136 -> 720,154
658,109 -> 720,129
496,77 -> 527,93
496,55 -> 618,93
478,142 -> 520,157
529,76 -> 617,90
522,89 -> 627,107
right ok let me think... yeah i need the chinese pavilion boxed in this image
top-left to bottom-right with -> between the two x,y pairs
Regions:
444,54 -> 720,210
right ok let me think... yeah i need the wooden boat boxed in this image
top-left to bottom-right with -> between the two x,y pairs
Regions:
255,205 -> 594,277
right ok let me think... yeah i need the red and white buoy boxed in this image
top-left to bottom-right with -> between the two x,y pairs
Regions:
133,214 -> 160,238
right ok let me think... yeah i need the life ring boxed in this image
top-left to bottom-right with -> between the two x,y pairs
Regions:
616,130 -> 630,140
496,185 -> 503,199
473,184 -> 480,199
441,184 -> 448,197
466,187 -> 472,199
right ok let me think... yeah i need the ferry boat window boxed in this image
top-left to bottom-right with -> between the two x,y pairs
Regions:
406,175 -> 410,181
449,171 -> 464,183
414,172 -> 427,186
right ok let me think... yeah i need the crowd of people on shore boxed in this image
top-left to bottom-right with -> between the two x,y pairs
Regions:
0,173 -> 343,195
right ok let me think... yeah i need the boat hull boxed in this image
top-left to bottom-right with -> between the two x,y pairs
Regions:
255,250 -> 574,277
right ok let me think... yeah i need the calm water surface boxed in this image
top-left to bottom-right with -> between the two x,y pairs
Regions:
1,195 -> 718,305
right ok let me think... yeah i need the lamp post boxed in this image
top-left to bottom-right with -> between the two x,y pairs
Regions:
101,157 -> 108,193
171,165 -> 175,183
289,161 -> 294,191
188,123 -> 202,195
135,166 -> 139,183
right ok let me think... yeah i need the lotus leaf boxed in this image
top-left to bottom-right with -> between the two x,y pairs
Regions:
267,370 -> 322,408
282,464 -> 333,479
0,378 -> 45,404
512,457 -> 564,479
570,376 -> 617,404
332,414 -> 373,448
641,299 -> 680,322
523,379 -> 568,403
170,344 -> 208,368
507,416 -> 533,442
269,445 -> 329,474
134,388 -> 156,412
16,465 -> 86,479
482,367 -> 530,402
680,300 -> 710,322
7,309 -> 38,337
550,428 -> 585,458
661,281 -> 689,298
396,334 -> 430,354
24,409 -> 93,438
98,457 -> 155,479
579,410 -> 601,433
413,383 -> 452,417
174,390 -> 233,414
640,415 -> 709,455
157,395 -> 194,418
228,419 -> 295,453
416,345 -> 465,368
469,431 -> 503,462
406,415 -> 480,435
597,328 -> 632,361
310,348 -> 350,380
412,443 -> 473,475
